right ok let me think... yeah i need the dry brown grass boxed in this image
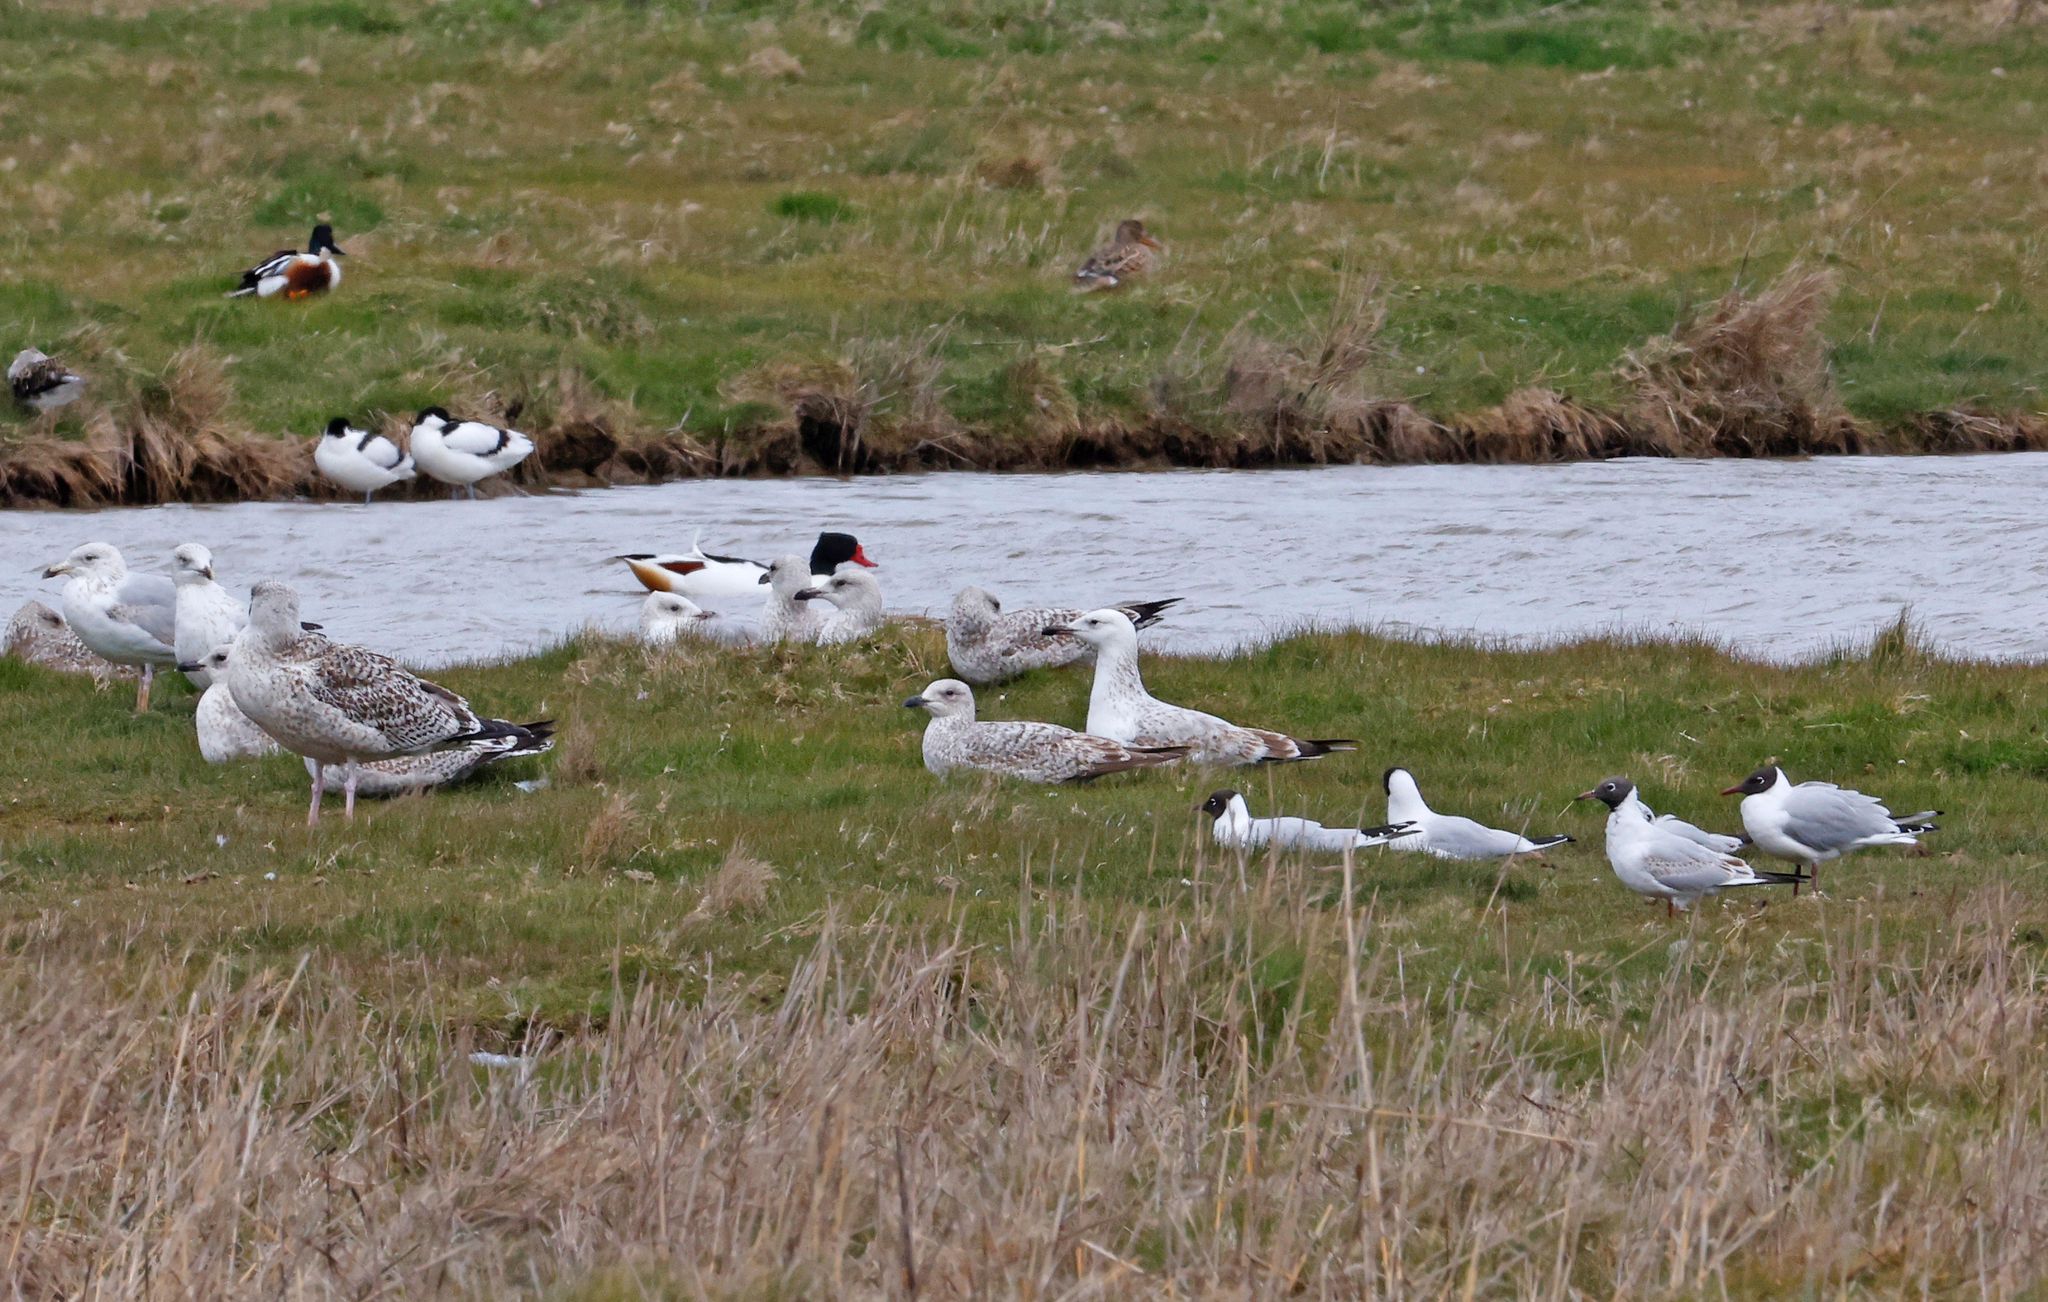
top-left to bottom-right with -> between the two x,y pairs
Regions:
5,883 -> 2046,1296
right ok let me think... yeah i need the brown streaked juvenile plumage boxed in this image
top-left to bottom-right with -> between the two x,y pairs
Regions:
903,678 -> 1187,783
1073,218 -> 1163,290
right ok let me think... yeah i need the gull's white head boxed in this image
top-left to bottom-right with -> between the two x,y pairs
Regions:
902,678 -> 976,722
171,543 -> 216,584
247,580 -> 303,642
1041,607 -> 1136,650
43,541 -> 125,583
760,555 -> 812,599
179,643 -> 236,676
796,567 -> 882,610
641,591 -> 707,639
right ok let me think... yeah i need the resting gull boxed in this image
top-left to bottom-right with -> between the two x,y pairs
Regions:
757,555 -> 824,644
9,348 -> 85,412
1382,766 -> 1573,859
1580,776 -> 1805,916
307,723 -> 554,798
171,543 -> 247,689
43,542 -> 178,711
227,580 -> 549,823
1197,789 -> 1418,855
4,599 -> 129,683
641,592 -> 726,645
796,567 -> 885,645
902,678 -> 1186,783
181,647 -> 282,763
1043,608 -> 1354,766
1721,764 -> 1938,890
946,586 -> 1181,684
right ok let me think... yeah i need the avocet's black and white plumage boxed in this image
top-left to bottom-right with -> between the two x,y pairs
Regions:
1382,766 -> 1573,859
227,224 -> 346,299
9,348 -> 85,412
1197,789 -> 1418,855
946,586 -> 1181,684
1721,764 -> 1939,889
226,580 -> 548,824
314,417 -> 414,503
1580,776 -> 1805,917
407,407 -> 535,498
903,678 -> 1187,784
1043,608 -> 1354,765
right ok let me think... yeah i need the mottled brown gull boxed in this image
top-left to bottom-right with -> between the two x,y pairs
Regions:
181,648 -> 281,764
902,678 -> 1186,783
946,586 -> 1180,685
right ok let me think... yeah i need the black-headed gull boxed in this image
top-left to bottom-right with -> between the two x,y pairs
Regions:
171,544 -> 246,689
314,417 -> 414,503
796,568 -> 885,645
1637,801 -> 1747,855
42,542 -> 177,711
227,581 -> 548,824
1381,766 -> 1573,859
946,586 -> 1180,684
903,678 -> 1186,783
9,348 -> 85,412
1043,609 -> 1354,765
408,407 -> 534,499
620,531 -> 875,599
1197,789 -> 1418,854
1580,776 -> 1805,916
1721,764 -> 1938,889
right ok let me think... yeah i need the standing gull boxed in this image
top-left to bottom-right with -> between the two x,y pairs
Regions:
43,542 -> 178,711
1197,790 -> 1418,854
314,417 -> 414,504
171,543 -> 246,689
1381,767 -> 1573,859
226,580 -> 548,824
946,586 -> 1181,684
1580,776 -> 1805,916
9,348 -> 85,412
903,679 -> 1186,783
1043,609 -> 1353,765
757,555 -> 824,644
408,407 -> 535,499
1721,764 -> 1939,890
181,647 -> 282,763
796,568 -> 885,645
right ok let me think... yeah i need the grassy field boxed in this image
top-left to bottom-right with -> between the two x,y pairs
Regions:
1,0 -> 2044,499
3,618 -> 2047,1293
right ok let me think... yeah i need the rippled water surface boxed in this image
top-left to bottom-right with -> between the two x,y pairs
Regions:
5,456 -> 2043,667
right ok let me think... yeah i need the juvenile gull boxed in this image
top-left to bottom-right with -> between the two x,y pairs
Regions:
307,724 -> 554,797
4,600 -> 129,683
946,586 -> 1181,684
641,592 -> 726,645
1721,764 -> 1939,890
1197,789 -> 1418,854
43,542 -> 178,711
796,567 -> 885,645
181,648 -> 282,763
903,678 -> 1186,783
408,407 -> 534,499
171,543 -> 246,689
9,348 -> 85,412
227,580 -> 548,824
1580,776 -> 1805,917
1381,766 -> 1573,859
757,555 -> 824,644
1043,609 -> 1354,765
314,417 -> 414,504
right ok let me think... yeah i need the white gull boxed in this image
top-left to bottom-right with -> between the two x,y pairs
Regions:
171,543 -> 246,689
181,647 -> 282,763
757,555 -> 824,644
1381,766 -> 1573,859
42,542 -> 178,711
1722,764 -> 1938,890
1580,776 -> 1805,916
796,567 -> 885,645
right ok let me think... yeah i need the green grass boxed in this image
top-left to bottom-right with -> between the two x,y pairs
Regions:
0,0 -> 2041,452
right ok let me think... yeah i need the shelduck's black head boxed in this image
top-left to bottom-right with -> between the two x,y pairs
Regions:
1576,776 -> 1635,808
1196,789 -> 1240,820
323,417 -> 352,438
812,532 -> 876,573
309,223 -> 345,256
1721,766 -> 1781,798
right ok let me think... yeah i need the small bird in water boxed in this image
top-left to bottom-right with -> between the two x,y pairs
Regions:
227,223 -> 347,300
314,417 -> 415,504
1073,218 -> 1163,291
9,348 -> 85,412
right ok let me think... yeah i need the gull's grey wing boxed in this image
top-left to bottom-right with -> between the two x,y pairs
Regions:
111,572 -> 178,648
1780,783 -> 1899,848
1426,814 -> 1530,859
1638,836 -> 1753,895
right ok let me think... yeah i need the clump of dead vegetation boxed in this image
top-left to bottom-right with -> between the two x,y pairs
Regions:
4,885 -> 2046,1295
721,324 -> 960,472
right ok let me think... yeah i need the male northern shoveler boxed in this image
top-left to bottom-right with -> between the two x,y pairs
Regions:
1073,218 -> 1163,290
227,223 -> 346,299
9,348 -> 85,411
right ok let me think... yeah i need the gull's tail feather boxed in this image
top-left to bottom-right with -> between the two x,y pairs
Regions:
1117,598 -> 1184,630
441,717 -> 553,752
1075,744 -> 1189,782
1893,812 -> 1940,834
1526,834 -> 1574,851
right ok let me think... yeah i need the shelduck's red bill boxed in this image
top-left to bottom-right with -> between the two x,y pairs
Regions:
852,544 -> 877,568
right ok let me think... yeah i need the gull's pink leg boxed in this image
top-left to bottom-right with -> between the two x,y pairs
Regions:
343,762 -> 358,821
307,761 -> 324,827
136,664 -> 153,713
